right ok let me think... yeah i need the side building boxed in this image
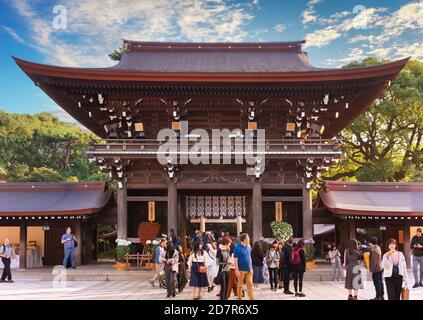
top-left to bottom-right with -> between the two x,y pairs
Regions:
0,181 -> 115,267
314,181 -> 423,265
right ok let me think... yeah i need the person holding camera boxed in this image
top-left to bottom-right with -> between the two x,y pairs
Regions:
61,227 -> 77,269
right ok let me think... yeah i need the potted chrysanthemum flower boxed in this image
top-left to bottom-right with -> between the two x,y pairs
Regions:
114,239 -> 132,271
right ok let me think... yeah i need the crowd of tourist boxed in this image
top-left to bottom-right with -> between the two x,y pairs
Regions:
1,225 -> 422,301
149,230 -> 309,300
146,227 -> 423,301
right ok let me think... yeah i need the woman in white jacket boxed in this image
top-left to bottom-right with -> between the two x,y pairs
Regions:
382,238 -> 409,300
205,242 -> 218,293
160,241 -> 179,298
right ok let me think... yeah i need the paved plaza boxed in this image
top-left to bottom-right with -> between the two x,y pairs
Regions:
0,269 -> 422,300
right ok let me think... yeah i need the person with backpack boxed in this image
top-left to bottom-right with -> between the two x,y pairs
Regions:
0,238 -> 16,283
216,237 -> 231,300
266,240 -> 280,291
61,227 -> 77,269
290,239 -> 306,297
282,238 -> 294,295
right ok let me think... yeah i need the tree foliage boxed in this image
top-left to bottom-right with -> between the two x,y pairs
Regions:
326,58 -> 423,182
0,110 -> 106,182
108,41 -> 128,61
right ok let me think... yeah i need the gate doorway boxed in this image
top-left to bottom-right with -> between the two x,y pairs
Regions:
188,217 -> 246,237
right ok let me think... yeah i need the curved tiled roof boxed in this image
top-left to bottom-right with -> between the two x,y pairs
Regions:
0,181 -> 111,216
319,181 -> 423,216
110,41 -> 319,73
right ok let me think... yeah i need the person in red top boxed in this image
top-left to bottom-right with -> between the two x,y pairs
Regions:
290,239 -> 306,297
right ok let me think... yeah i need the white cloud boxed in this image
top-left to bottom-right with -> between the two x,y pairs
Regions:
10,0 -> 256,67
372,2 -> 423,46
304,27 -> 340,47
302,7 -> 318,24
307,0 -> 322,5
47,105 -> 76,124
1,25 -> 25,43
329,11 -> 350,19
368,47 -> 393,59
324,48 -> 366,67
274,24 -> 286,33
304,6 -> 400,49
348,34 -> 372,44
381,43 -> 423,60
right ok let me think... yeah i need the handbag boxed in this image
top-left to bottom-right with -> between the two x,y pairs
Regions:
198,266 -> 207,273
401,287 -> 410,300
213,274 -> 221,285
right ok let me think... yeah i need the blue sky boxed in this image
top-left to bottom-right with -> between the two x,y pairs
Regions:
0,0 -> 422,123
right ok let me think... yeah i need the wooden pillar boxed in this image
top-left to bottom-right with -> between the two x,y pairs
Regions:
252,179 -> 262,243
167,179 -> 178,235
83,222 -> 94,264
178,195 -> 187,250
198,216 -> 205,233
236,216 -> 243,236
117,187 -> 127,239
74,222 -> 82,266
19,221 -> 27,269
404,222 -> 411,267
302,186 -> 313,240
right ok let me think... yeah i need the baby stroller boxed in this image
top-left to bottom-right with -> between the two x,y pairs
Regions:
159,271 -> 179,289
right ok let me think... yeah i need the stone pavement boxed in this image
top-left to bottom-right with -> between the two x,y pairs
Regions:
1,274 -> 423,300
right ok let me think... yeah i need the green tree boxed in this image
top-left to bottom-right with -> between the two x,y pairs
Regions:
326,59 -> 423,182
0,110 -> 106,182
108,41 -> 129,61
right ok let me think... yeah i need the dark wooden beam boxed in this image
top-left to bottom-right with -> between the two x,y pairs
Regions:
167,180 -> 178,235
262,196 -> 303,202
252,179 -> 262,242
127,196 -> 168,202
19,221 -> 27,269
302,186 -> 313,240
404,222 -> 411,267
75,222 -> 82,266
117,187 -> 127,239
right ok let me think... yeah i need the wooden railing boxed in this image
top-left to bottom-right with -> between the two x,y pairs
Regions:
86,138 -> 341,160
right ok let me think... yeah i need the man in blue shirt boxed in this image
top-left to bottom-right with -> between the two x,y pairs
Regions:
234,233 -> 255,300
61,227 -> 76,269
149,239 -> 166,287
